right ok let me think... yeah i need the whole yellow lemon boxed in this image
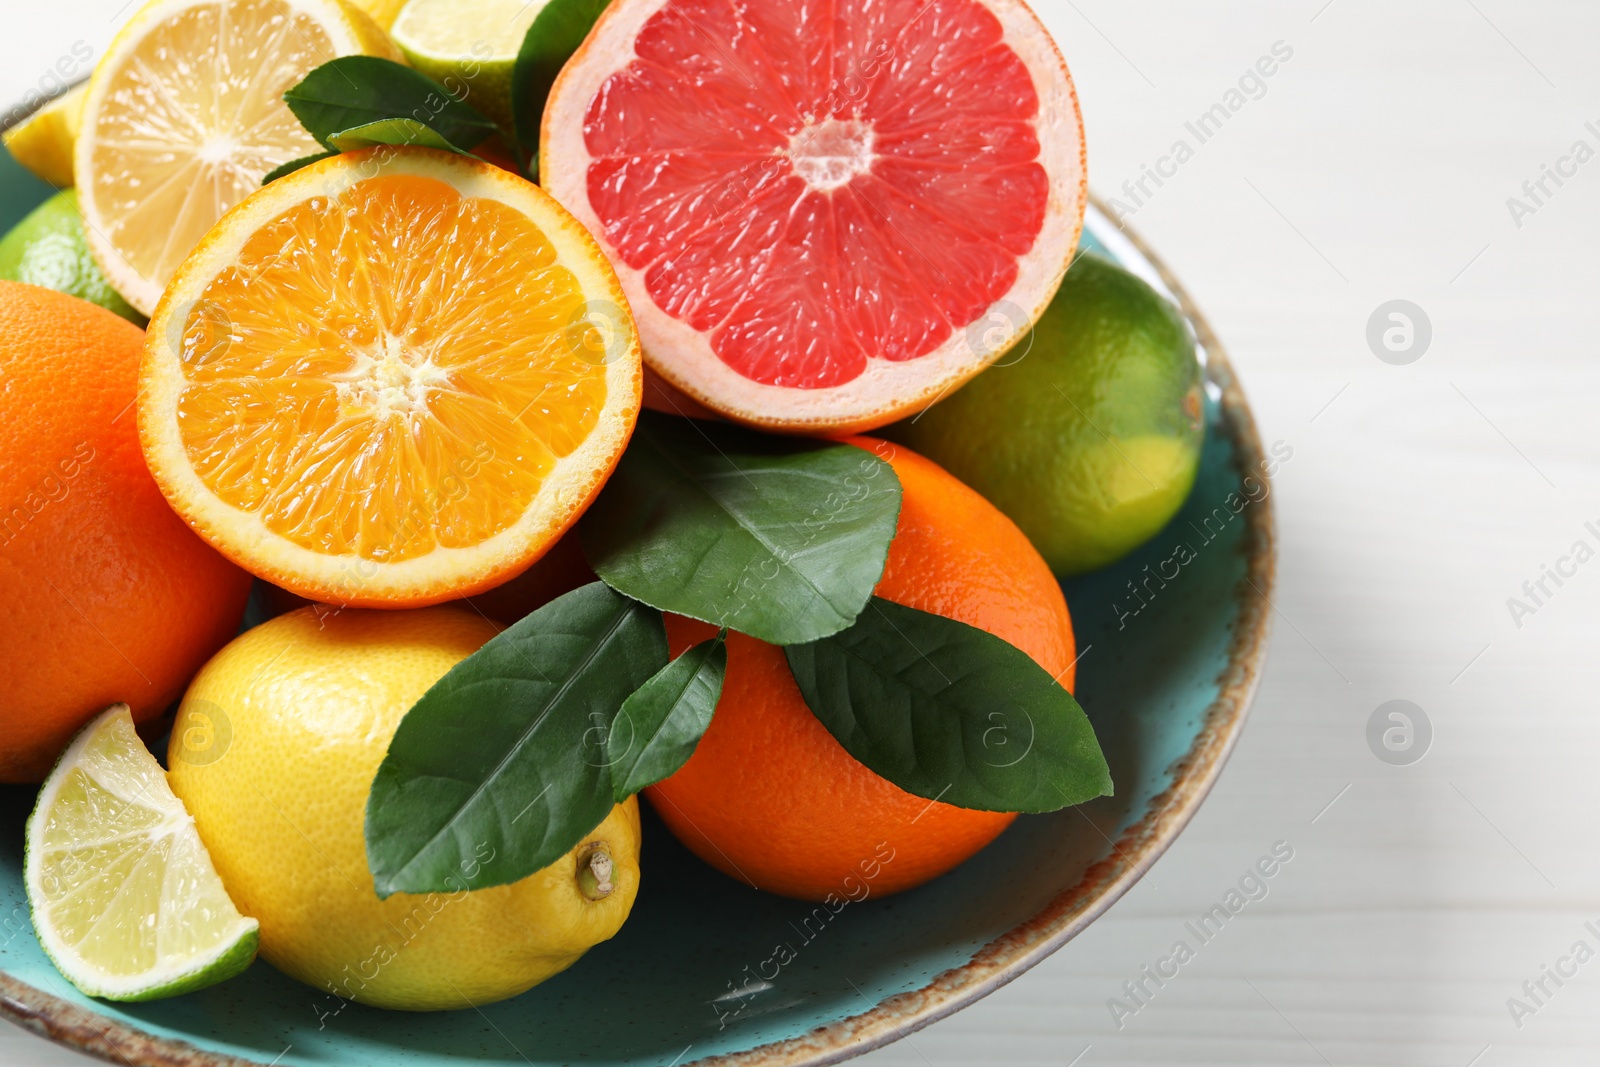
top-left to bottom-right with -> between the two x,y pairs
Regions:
166,605 -> 640,1011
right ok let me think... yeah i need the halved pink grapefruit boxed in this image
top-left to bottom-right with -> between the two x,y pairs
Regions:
541,0 -> 1085,434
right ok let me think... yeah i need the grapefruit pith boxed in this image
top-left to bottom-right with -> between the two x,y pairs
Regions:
542,0 -> 1085,433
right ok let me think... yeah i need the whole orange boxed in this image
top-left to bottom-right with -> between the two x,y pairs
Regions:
0,282 -> 251,782
646,439 -> 1076,901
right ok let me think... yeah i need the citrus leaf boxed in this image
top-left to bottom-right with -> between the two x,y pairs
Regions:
261,151 -> 336,184
785,597 -> 1112,812
579,411 -> 902,646
608,633 -> 726,800
511,0 -> 612,177
284,56 -> 498,152
365,583 -> 666,897
326,118 -> 472,154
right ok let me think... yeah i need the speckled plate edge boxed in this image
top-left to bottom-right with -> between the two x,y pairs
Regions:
0,75 -> 1276,1066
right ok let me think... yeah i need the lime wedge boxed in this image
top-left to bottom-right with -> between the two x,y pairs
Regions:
391,0 -> 549,128
25,704 -> 258,1001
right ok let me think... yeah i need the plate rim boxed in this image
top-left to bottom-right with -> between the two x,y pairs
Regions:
0,75 -> 1276,1066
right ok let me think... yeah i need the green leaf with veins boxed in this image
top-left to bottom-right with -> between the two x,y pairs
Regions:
608,632 -> 726,800
786,597 -> 1112,812
365,582 -> 666,897
284,56 -> 498,152
579,411 -> 902,646
326,118 -> 474,154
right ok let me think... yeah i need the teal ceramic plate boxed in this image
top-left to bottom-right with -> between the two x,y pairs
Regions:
0,115 -> 1275,1066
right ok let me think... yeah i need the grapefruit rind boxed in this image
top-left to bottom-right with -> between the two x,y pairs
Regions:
138,148 -> 643,608
541,0 -> 1086,434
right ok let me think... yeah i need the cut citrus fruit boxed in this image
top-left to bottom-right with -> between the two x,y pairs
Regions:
4,84 -> 86,189
348,0 -> 407,29
25,704 -> 259,1001
541,0 -> 1086,433
391,0 -> 543,130
75,0 -> 399,317
139,147 -> 642,608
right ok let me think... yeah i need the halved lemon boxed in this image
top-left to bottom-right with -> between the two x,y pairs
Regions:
139,147 -> 641,607
75,0 -> 399,317
26,705 -> 259,1001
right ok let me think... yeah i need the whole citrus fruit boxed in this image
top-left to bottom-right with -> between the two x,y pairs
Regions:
0,281 -> 250,783
166,605 -> 642,1011
887,253 -> 1204,575
646,440 -> 1075,902
0,190 -> 143,324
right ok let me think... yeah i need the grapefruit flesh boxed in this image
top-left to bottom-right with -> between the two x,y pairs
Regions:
542,0 -> 1085,432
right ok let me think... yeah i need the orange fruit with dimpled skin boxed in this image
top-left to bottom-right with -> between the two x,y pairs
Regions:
0,282 -> 251,782
646,439 -> 1075,901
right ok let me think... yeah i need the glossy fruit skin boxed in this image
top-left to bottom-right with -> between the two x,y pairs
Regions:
0,282 -> 251,782
646,440 -> 1075,902
886,253 -> 1204,575
166,606 -> 642,1011
0,191 -> 143,324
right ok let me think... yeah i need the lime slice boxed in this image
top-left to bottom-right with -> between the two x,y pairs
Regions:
3,84 -> 86,189
25,704 -> 258,1001
391,0 -> 548,129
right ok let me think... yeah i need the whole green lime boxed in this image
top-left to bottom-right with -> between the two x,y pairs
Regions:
886,253 -> 1204,576
0,190 -> 144,325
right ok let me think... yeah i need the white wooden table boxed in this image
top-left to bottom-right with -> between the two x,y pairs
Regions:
6,2 -> 1598,1064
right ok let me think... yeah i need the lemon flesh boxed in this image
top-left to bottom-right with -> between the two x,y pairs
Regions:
348,0 -> 407,29
75,0 -> 398,316
166,606 -> 642,1011
24,704 -> 259,1002
3,84 -> 85,189
391,0 -> 551,129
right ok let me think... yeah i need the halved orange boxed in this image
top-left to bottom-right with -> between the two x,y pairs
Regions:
139,148 -> 641,607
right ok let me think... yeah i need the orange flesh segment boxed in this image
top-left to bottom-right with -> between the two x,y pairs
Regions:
175,174 -> 609,563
